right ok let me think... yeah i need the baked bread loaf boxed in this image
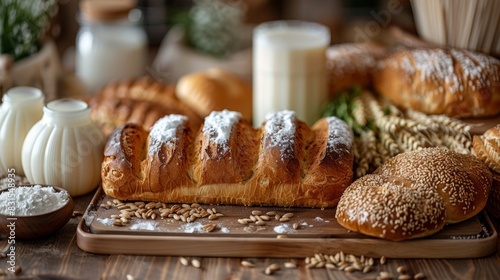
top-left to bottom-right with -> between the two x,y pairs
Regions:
101,110 -> 354,208
336,147 -> 492,241
473,124 -> 500,173
373,48 -> 500,118
326,42 -> 387,96
89,77 -> 203,137
175,68 -> 253,121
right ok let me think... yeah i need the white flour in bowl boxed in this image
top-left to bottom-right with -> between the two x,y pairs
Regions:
0,185 -> 70,216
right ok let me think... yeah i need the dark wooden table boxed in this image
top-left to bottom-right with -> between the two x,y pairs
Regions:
1,192 -> 500,280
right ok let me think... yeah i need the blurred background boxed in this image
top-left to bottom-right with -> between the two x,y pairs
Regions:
53,0 -> 415,57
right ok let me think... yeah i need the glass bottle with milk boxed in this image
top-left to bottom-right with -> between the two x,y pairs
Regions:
76,0 -> 148,94
253,21 -> 330,126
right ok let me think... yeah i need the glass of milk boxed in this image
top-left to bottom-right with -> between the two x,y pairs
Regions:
253,21 -> 330,127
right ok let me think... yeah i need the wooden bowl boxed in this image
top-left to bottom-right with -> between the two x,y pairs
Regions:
0,185 -> 74,239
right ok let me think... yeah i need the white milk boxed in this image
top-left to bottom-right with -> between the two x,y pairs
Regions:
253,21 -> 330,126
76,24 -> 147,94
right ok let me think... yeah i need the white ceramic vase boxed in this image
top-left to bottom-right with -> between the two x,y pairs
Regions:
22,99 -> 105,196
0,87 -> 44,176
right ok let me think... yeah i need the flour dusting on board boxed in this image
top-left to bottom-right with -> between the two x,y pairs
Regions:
130,220 -> 159,231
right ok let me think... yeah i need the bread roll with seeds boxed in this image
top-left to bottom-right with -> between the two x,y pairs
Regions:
336,174 -> 446,241
373,48 -> 500,118
101,110 -> 354,208
336,147 -> 492,240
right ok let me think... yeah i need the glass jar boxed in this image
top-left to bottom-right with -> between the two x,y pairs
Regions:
0,87 -> 44,176
22,99 -> 105,196
75,0 -> 148,94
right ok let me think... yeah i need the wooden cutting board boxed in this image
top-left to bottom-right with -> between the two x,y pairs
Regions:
77,187 -> 497,258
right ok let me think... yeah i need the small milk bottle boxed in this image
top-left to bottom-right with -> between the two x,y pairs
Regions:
0,87 -> 44,176
22,99 -> 105,196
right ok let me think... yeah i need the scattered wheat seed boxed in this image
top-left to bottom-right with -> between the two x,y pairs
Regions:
259,215 -> 270,221
191,259 -> 201,268
284,261 -> 296,268
282,213 -> 294,219
414,272 -> 426,279
126,274 -> 134,280
208,214 -> 218,220
203,223 -> 216,232
379,271 -> 392,280
251,210 -> 262,216
241,260 -> 255,268
179,257 -> 189,266
255,220 -> 266,226
265,263 -> 280,275
397,266 -> 407,274
398,274 -> 412,280
344,266 -> 356,272
325,263 -> 336,270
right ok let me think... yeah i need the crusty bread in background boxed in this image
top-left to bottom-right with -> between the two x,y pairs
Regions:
336,147 -> 492,241
373,48 -> 500,118
473,124 -> 500,219
175,68 -> 253,121
326,42 -> 387,96
89,77 -> 203,137
101,110 -> 354,208
473,124 -> 500,173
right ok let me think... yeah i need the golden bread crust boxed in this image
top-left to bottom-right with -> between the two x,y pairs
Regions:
374,48 -> 500,118
175,68 -> 253,121
101,111 -> 354,208
89,77 -> 203,137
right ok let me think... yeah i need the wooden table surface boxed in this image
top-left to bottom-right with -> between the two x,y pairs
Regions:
0,192 -> 499,280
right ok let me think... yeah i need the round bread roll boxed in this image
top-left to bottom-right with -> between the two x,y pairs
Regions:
326,42 -> 387,96
336,147 -> 492,241
473,124 -> 500,173
373,48 -> 500,118
336,174 -> 446,241
175,68 -> 253,121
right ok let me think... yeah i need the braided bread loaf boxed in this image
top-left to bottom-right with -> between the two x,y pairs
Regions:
101,110 -> 354,208
336,147 -> 492,241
